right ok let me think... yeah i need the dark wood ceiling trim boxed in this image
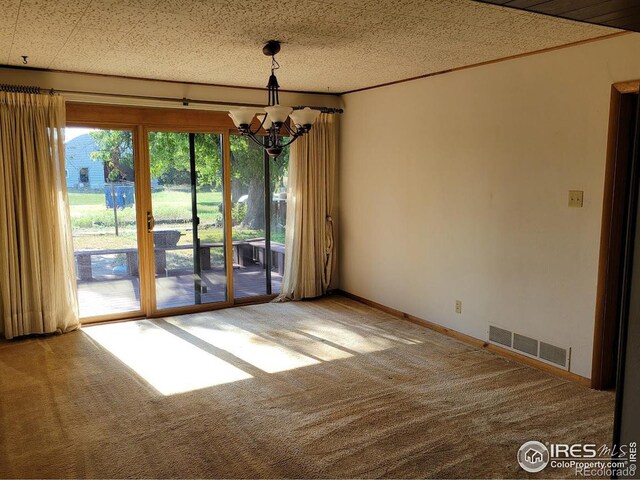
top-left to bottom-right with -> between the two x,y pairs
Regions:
341,31 -> 629,96
506,0 -> 550,8
566,1 -> 636,21
474,0 -> 640,32
591,6 -> 640,23
549,1 -> 613,16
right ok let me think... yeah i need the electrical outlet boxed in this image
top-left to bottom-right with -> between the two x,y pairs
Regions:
455,300 -> 462,314
568,190 -> 584,208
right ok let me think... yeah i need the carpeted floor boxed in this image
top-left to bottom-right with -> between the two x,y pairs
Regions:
0,295 -> 614,478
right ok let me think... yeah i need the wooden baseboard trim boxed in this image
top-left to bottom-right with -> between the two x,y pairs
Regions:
336,290 -> 592,387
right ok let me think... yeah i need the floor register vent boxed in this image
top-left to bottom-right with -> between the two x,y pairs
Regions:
488,325 -> 570,370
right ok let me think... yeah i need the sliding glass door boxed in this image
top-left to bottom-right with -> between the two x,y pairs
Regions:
66,108 -> 289,322
230,134 -> 288,299
269,148 -> 289,295
148,131 -> 227,310
66,127 -> 142,318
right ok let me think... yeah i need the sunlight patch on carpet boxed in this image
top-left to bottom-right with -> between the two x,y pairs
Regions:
296,318 -> 419,353
166,316 -> 321,373
84,320 -> 252,395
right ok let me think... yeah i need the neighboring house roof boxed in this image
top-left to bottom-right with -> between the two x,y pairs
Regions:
64,133 -> 156,187
65,133 -> 98,171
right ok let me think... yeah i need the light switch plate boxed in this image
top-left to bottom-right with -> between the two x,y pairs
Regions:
569,190 -> 584,208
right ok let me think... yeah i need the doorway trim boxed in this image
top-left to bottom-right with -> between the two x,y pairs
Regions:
592,79 -> 640,390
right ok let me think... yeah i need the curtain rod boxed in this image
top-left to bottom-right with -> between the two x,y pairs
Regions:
0,83 -> 45,94
0,83 -> 344,114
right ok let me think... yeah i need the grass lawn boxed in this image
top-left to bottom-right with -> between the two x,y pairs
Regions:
72,227 -> 269,250
69,188 -> 224,229
68,192 -> 104,205
70,187 -> 285,250
73,232 -> 138,250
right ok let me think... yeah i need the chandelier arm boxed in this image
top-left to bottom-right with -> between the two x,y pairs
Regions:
279,133 -> 304,148
283,122 -> 299,137
246,131 -> 267,149
248,114 -> 267,136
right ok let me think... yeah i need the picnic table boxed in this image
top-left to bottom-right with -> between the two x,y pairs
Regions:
246,240 -> 286,274
74,239 -> 286,280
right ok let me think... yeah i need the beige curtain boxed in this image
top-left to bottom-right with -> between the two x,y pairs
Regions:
277,113 -> 337,300
0,92 -> 79,339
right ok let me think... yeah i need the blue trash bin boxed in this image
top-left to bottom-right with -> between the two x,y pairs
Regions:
104,185 -> 113,208
123,185 -> 135,207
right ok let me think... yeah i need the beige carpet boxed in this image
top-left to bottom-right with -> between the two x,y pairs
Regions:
0,295 -> 614,478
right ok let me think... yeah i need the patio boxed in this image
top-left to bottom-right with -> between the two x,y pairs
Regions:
77,265 -> 283,318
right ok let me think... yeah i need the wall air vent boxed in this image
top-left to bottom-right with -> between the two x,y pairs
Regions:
488,324 -> 570,371
489,325 -> 512,348
513,333 -> 538,357
539,342 -> 568,368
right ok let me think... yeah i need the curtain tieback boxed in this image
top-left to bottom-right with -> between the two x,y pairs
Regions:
325,215 -> 334,254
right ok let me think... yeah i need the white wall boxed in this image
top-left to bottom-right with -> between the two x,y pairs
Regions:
339,33 -> 640,379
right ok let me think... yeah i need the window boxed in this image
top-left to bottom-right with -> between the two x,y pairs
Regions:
79,167 -> 89,184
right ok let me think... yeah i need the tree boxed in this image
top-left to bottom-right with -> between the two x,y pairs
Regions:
89,130 -> 223,187
89,130 -> 134,182
230,136 -> 288,230
148,132 -> 223,188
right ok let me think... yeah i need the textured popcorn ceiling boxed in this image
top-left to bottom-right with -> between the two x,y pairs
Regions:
1,0 -> 617,93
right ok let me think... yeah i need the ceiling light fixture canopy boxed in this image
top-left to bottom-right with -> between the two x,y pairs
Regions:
228,40 -> 321,158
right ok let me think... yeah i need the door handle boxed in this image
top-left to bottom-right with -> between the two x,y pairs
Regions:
147,212 -> 155,233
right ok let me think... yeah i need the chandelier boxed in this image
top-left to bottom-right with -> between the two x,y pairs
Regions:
228,40 -> 321,158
